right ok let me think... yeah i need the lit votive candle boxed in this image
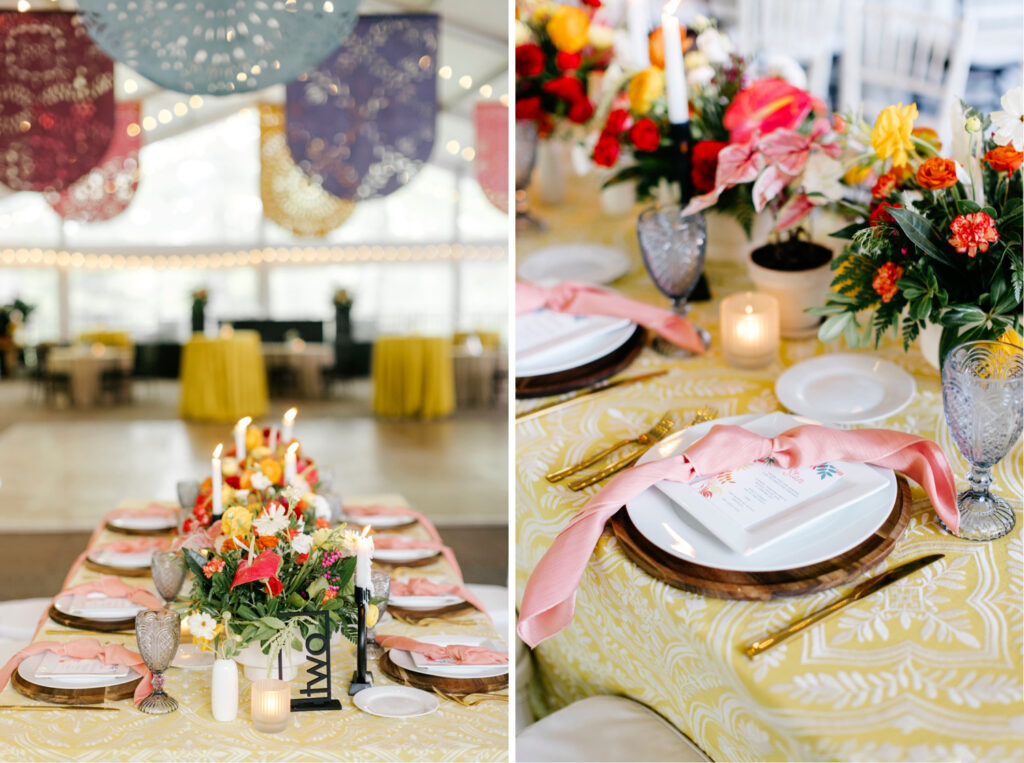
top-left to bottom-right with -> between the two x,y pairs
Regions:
720,292 -> 780,369
251,679 -> 291,733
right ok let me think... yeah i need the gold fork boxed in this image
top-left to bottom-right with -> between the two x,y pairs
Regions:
546,412 -> 675,483
567,407 -> 717,491
432,688 -> 509,707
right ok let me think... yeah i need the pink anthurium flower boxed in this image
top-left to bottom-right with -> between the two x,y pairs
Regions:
774,194 -> 816,231
758,129 -> 812,176
723,78 -> 815,144
714,137 -> 764,186
752,164 -> 792,212
230,549 -> 283,592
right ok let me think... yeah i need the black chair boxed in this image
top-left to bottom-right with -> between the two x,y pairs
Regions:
100,367 -> 132,405
267,364 -> 299,398
44,369 -> 72,408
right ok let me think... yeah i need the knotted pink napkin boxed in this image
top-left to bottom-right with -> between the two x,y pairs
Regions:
517,424 -> 958,647
87,503 -> 179,547
0,639 -> 153,705
373,536 -> 463,582
64,537 -> 171,588
36,577 -> 163,636
390,577 -> 491,621
344,504 -> 442,543
374,635 -> 508,665
516,281 -> 706,354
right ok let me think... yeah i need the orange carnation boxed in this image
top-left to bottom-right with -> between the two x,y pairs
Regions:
257,535 -> 279,549
871,171 -> 899,199
258,457 -> 284,485
872,262 -> 904,303
915,157 -> 957,189
984,145 -> 1023,173
648,25 -> 692,70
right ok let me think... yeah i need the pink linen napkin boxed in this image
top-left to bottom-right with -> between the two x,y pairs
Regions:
517,424 -> 958,647
171,519 -> 223,552
0,639 -> 153,705
106,504 -> 179,524
372,536 -> 463,582
516,281 -> 706,354
35,576 -> 164,636
374,635 -> 508,665
64,537 -> 171,588
343,504 -> 443,543
390,577 -> 491,621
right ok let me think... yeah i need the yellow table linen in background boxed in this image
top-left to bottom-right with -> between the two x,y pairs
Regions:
0,494 -> 507,761
77,330 -> 134,350
372,336 -> 455,418
179,331 -> 268,422
515,186 -> 1024,761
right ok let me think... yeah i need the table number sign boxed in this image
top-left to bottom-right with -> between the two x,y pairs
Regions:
277,610 -> 341,712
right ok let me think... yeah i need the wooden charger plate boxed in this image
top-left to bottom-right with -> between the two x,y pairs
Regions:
610,476 -> 912,600
83,557 -> 150,577
515,326 -> 647,399
12,667 -> 141,705
378,651 -> 508,696
103,520 -> 178,537
387,600 -> 475,622
48,604 -> 136,633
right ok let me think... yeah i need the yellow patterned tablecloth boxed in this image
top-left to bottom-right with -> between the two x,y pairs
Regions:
179,331 -> 269,422
515,188 -> 1024,762
372,336 -> 455,419
0,494 -> 507,761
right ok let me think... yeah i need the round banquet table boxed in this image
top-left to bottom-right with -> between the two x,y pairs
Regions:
77,330 -> 133,349
179,331 -> 268,422
372,336 -> 455,418
261,341 -> 333,398
515,177 -> 1024,761
47,345 -> 133,407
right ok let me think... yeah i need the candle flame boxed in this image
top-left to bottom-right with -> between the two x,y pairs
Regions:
286,441 -> 299,455
213,443 -> 223,458
283,407 -> 297,424
236,416 -> 252,429
745,304 -> 753,314
360,525 -> 372,538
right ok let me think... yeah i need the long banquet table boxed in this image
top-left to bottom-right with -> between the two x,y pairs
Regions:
0,494 -> 507,761
515,187 -> 1024,761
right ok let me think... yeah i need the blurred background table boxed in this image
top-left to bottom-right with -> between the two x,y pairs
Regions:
47,344 -> 133,407
261,340 -> 333,399
372,336 -> 455,418
179,331 -> 268,421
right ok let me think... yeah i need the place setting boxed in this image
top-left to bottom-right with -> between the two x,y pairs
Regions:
103,503 -> 181,537
374,634 -> 509,700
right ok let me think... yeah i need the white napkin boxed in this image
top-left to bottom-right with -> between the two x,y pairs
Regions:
68,594 -> 142,618
516,311 -> 630,360
34,652 -> 130,680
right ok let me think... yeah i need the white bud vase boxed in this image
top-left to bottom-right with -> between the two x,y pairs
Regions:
211,658 -> 238,722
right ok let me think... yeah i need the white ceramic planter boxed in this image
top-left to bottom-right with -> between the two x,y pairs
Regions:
235,642 -> 306,682
705,210 -> 772,264
536,139 -> 572,205
918,321 -> 943,369
210,658 -> 238,722
599,179 -> 637,216
747,250 -> 834,339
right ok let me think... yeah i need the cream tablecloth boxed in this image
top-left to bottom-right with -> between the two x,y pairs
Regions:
516,186 -> 1024,761
47,345 -> 133,407
0,494 -> 507,761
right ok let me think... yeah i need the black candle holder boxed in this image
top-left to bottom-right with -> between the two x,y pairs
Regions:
669,121 -> 711,302
348,586 -> 373,695
278,609 -> 342,712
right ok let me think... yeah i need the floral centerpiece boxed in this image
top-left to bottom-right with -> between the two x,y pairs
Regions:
190,288 -> 208,333
809,88 -> 1023,360
515,1 -> 612,137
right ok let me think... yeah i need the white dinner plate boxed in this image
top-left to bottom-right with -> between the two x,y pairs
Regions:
353,686 -> 439,718
388,635 -> 509,679
171,643 -> 215,670
388,593 -> 464,610
88,549 -> 153,569
775,354 -> 916,424
108,514 -> 177,531
627,413 -> 898,572
18,652 -> 140,690
518,244 -> 631,285
339,512 -> 413,528
374,548 -> 439,564
54,593 -> 145,621
515,312 -> 636,378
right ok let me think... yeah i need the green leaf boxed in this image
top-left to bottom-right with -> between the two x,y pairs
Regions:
261,616 -> 286,630
819,313 -> 851,343
183,549 -> 207,579
887,206 -> 956,267
955,199 -> 981,215
828,221 -> 864,240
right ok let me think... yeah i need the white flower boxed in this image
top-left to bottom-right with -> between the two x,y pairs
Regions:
801,152 -> 845,202
220,457 -> 239,477
759,53 -> 807,90
281,485 -> 303,506
514,20 -> 531,46
587,23 -> 614,50
990,85 -> 1023,150
252,502 -> 289,537
309,494 -> 331,520
249,473 -> 271,491
964,116 -> 982,133
339,528 -> 361,554
290,533 -> 313,555
696,28 -> 731,64
234,489 -> 249,503
188,612 -> 216,641
686,65 -> 715,89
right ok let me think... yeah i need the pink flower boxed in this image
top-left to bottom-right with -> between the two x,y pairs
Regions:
774,194 -> 816,231
758,129 -> 812,176
714,138 -> 763,186
723,78 -> 815,144
752,164 -> 792,212
948,212 -> 999,258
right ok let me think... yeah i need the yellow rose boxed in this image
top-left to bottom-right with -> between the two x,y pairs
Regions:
312,527 -> 331,548
546,5 -> 589,54
245,426 -> 263,452
843,164 -> 872,185
258,457 -> 283,485
871,102 -> 918,167
221,505 -> 252,538
628,67 -> 665,115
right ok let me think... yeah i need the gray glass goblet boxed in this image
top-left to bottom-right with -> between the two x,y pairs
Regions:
637,204 -> 711,356
515,119 -> 543,232
941,340 -> 1023,540
151,550 -> 187,605
135,609 -> 181,714
366,569 -> 391,660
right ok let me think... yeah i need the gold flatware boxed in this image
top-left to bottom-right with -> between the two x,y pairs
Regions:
432,688 -> 509,707
744,554 -> 944,658
515,371 -> 668,423
567,407 -> 716,491
0,705 -> 121,712
44,629 -> 134,637
546,413 -> 675,483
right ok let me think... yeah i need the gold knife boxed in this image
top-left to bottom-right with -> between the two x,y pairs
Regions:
744,554 -> 944,658
515,371 -> 668,423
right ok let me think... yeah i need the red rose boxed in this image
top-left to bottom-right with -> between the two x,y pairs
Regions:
604,108 -> 630,135
182,517 -> 196,533
516,96 -> 542,121
542,75 -> 585,102
556,51 -> 583,71
224,475 -> 240,489
629,118 -> 661,152
515,44 -> 545,78
593,133 -> 621,167
691,140 -> 727,193
869,201 -> 902,227
568,98 -> 595,124
581,0 -> 602,6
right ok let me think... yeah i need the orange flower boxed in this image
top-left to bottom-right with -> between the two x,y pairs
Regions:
321,589 -> 337,602
948,212 -> 999,258
257,535 -> 279,549
871,171 -> 899,199
546,6 -> 589,54
647,25 -> 692,70
258,457 -> 284,485
984,145 -> 1023,173
911,126 -> 941,152
872,262 -> 904,303
315,517 -> 330,530
200,476 -> 212,493
915,157 -> 957,189
202,557 -> 225,579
